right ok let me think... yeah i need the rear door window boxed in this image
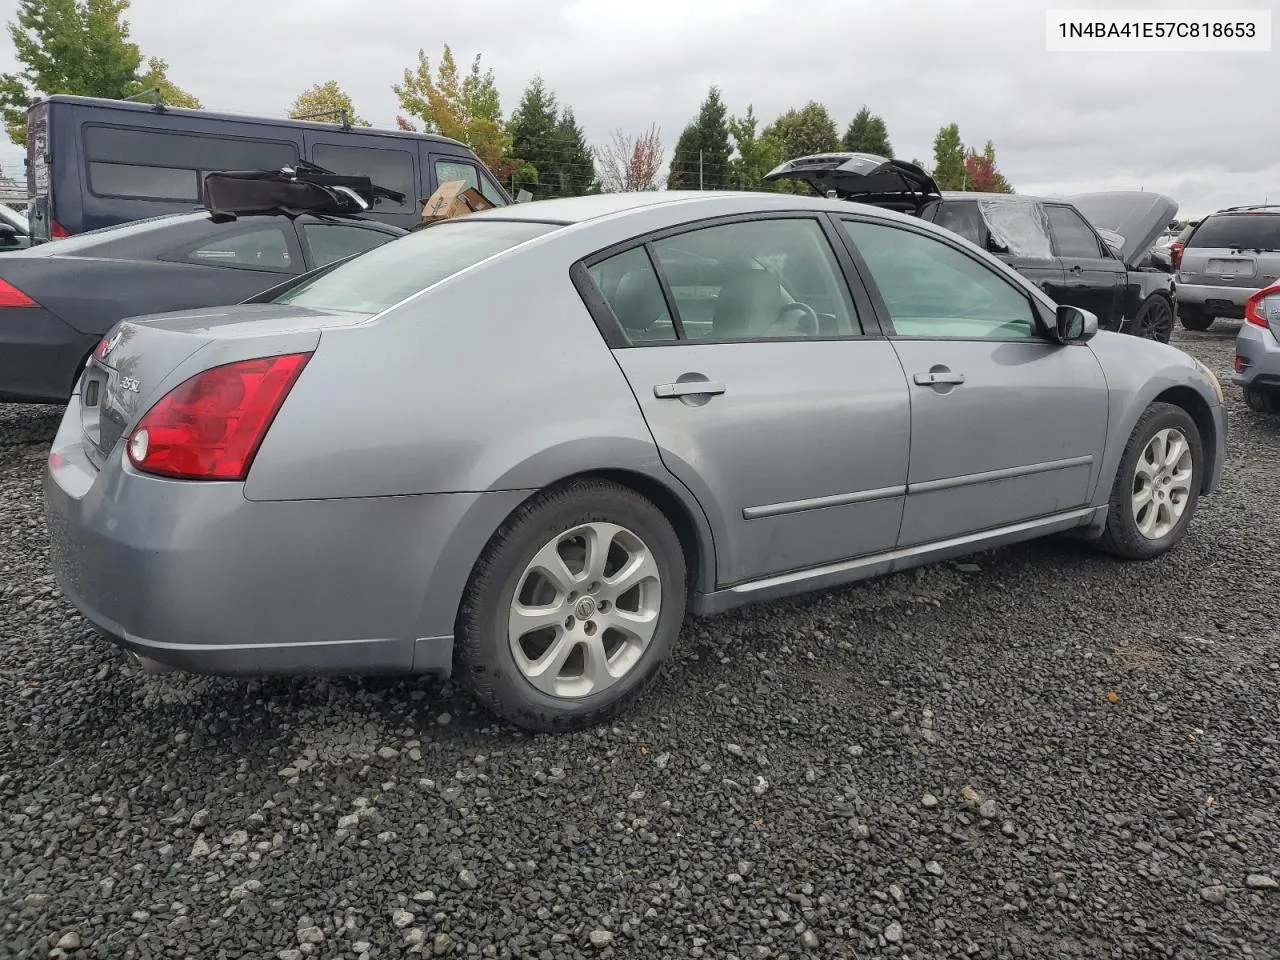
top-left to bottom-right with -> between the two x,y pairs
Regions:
312,143 -> 417,213
1187,214 -> 1280,251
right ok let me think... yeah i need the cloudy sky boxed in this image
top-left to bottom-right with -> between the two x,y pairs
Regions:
0,0 -> 1273,218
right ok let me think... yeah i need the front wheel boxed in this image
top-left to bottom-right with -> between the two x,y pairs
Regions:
1132,295 -> 1174,343
455,478 -> 687,732
1097,402 -> 1202,560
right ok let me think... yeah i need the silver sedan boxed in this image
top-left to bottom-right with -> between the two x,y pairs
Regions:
44,191 -> 1227,731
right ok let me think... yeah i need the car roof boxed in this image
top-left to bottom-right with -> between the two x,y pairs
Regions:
462,190 -> 915,226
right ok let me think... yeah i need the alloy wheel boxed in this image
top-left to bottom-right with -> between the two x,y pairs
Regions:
508,521 -> 662,699
1131,427 -> 1194,539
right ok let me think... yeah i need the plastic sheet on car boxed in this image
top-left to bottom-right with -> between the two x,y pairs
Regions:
976,198 -> 1053,259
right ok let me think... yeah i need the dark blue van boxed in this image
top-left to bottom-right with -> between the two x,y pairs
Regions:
23,94 -> 512,241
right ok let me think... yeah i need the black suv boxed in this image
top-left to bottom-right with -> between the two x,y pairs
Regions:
766,153 -> 1179,342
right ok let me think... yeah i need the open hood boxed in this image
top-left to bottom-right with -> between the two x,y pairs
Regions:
1066,191 -> 1178,269
764,153 -> 940,212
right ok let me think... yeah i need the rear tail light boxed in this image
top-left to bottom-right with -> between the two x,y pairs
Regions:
1170,242 -> 1184,271
1244,285 -> 1280,329
0,278 -> 36,307
127,352 -> 312,481
50,220 -> 68,239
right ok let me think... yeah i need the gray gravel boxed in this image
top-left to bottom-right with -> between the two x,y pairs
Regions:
3,325 -> 1280,959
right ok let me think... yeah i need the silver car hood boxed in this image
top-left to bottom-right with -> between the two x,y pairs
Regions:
1067,191 -> 1179,269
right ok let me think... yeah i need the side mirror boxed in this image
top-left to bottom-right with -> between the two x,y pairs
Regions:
1055,304 -> 1098,343
0,222 -> 17,245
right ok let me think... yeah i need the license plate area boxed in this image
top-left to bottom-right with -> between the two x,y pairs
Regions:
80,361 -> 109,447
1206,257 -> 1256,279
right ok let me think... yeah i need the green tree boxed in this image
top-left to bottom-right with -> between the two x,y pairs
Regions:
931,122 -> 966,190
727,104 -> 785,191
288,80 -> 369,127
393,45 -> 509,176
505,76 -> 596,198
667,84 -> 732,190
552,107 -> 598,195
1,0 -> 200,144
760,101 -> 838,194
841,105 -> 893,156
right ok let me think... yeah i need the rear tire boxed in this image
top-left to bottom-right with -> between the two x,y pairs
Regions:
1132,294 -> 1174,343
1097,402 -> 1202,560
1244,386 -> 1280,414
1178,306 -> 1214,331
455,478 -> 687,732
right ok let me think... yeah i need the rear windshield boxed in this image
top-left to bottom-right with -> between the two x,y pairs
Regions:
274,218 -> 560,314
1187,213 -> 1280,251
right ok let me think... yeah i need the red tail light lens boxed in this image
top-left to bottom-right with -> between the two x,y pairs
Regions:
1170,242 -> 1184,271
1245,284 -> 1280,329
127,352 -> 312,481
50,220 -> 69,239
0,278 -> 36,307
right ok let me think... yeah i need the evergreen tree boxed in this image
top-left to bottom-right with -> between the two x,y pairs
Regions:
841,105 -> 893,157
667,85 -> 732,190
553,107 -> 598,196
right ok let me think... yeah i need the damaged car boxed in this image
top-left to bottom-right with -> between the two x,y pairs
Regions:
765,153 -> 1179,343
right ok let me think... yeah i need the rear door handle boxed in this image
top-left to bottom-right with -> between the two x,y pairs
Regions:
654,380 -> 726,398
1069,264 -> 1083,274
913,371 -> 966,386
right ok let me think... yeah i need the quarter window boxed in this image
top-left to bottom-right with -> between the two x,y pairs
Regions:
187,227 -> 294,271
312,143 -> 416,212
589,247 -> 677,343
841,219 -> 1037,339
301,223 -> 395,268
1046,205 -> 1106,258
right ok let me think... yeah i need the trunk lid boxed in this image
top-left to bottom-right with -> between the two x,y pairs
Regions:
763,153 -> 941,212
81,304 -> 367,463
1066,191 -> 1179,269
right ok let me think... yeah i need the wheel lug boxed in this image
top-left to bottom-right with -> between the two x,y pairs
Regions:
588,581 -> 600,594
567,591 -> 578,602
598,600 -> 610,613
564,616 -> 575,630
584,621 -> 597,636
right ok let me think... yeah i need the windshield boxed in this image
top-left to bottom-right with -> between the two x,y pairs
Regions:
0,203 -> 28,233
1187,213 -> 1280,251
274,218 -> 561,314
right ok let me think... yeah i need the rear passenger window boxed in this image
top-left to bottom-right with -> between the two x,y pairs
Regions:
588,247 -> 677,343
187,228 -> 293,271
313,143 -> 416,212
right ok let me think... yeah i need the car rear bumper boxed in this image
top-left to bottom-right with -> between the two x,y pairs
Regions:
0,306 -> 97,403
43,395 -> 529,677
1176,281 -> 1253,316
1232,320 -> 1280,388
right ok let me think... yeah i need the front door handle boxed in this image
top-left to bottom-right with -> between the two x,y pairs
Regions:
654,380 -> 726,399
913,370 -> 966,386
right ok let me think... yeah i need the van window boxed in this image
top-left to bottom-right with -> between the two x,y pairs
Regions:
83,125 -> 299,202
436,159 -> 506,205
312,143 -> 416,212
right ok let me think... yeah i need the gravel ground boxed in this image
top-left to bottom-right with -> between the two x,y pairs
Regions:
2,325 -> 1279,960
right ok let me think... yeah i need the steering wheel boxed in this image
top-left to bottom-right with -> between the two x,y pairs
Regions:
776,301 -> 820,335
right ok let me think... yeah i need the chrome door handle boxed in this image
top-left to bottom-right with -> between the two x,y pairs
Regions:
913,371 -> 966,386
1069,264 -> 1083,273
654,380 -> 726,399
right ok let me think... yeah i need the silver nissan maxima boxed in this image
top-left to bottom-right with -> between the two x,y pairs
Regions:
44,191 -> 1226,731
